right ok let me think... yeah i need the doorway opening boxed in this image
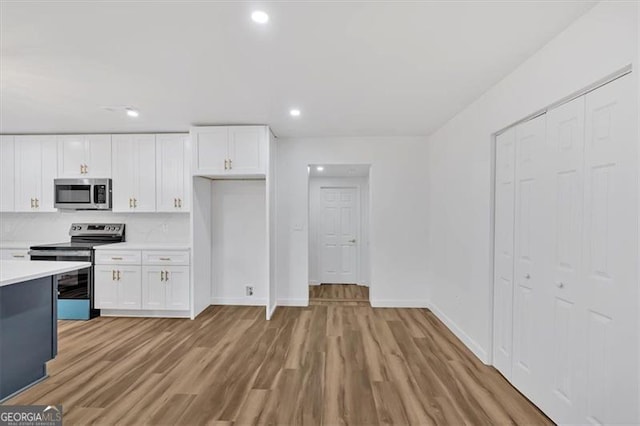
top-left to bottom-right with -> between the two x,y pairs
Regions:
308,164 -> 371,305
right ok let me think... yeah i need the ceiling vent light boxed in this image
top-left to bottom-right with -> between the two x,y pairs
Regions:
316,166 -> 324,172
251,11 -> 269,24
290,109 -> 301,117
126,108 -> 139,118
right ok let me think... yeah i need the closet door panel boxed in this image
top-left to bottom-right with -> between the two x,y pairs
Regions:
512,114 -> 547,400
544,95 -> 586,424
493,127 -> 516,379
582,74 -> 637,425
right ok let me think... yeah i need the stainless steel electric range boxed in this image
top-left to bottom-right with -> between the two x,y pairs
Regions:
29,223 -> 125,320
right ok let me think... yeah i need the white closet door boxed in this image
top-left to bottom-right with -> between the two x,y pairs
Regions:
543,95 -> 585,424
493,127 -> 516,379
581,74 -> 637,425
511,114 -> 546,401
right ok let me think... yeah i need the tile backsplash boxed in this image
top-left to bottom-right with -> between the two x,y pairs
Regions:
0,212 -> 190,244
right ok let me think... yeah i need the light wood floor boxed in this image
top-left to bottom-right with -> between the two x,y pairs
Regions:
309,284 -> 370,306
5,305 -> 551,425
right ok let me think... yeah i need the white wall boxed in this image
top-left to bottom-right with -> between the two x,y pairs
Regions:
308,176 -> 370,286
275,137 -> 429,307
425,1 -> 639,363
211,180 -> 267,306
0,211 -> 189,244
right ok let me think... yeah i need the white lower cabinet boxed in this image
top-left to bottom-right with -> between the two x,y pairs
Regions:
0,249 -> 30,261
142,266 -> 189,310
94,265 -> 142,309
95,248 -> 190,315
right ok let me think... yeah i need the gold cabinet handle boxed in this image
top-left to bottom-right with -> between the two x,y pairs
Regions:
35,198 -> 39,208
133,198 -> 137,208
117,270 -> 121,281
228,158 -> 232,170
224,159 -> 228,170
111,257 -> 123,260
174,198 -> 177,208
159,257 -> 171,261
12,254 -> 25,258
30,198 -> 34,208
84,164 -> 88,174
178,198 -> 182,208
129,198 -> 132,208
165,270 -> 169,281
80,164 -> 84,174
160,271 -> 165,281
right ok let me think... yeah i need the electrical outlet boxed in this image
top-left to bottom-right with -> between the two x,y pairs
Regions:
246,286 -> 254,296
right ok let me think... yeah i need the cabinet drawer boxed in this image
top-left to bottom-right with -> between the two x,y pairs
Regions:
0,249 -> 30,260
142,250 -> 190,266
95,251 -> 141,265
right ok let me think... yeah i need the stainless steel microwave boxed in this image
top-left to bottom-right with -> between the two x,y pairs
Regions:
54,178 -> 112,210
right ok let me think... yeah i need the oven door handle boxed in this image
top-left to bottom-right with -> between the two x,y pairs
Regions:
28,250 -> 93,257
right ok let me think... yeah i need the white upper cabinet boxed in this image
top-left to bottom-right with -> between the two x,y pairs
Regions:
156,134 -> 190,212
192,126 -> 267,177
58,134 -> 111,177
0,136 -> 15,212
111,134 -> 156,212
14,135 -> 57,212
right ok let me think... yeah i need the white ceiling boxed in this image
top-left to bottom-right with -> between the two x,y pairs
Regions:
0,1 -> 595,138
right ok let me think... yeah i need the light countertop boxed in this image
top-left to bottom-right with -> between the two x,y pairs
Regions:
0,241 -> 59,250
95,242 -> 191,251
0,260 -> 92,287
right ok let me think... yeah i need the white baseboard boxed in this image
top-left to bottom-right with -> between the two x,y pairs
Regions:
428,302 -> 490,364
266,303 -> 277,320
276,298 -> 308,307
101,309 -> 190,318
309,280 -> 321,286
211,297 -> 266,306
370,299 -> 430,308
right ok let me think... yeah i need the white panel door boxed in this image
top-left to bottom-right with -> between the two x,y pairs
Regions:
512,114 -> 546,400
85,135 -> 111,177
581,74 -> 637,425
142,266 -> 166,309
543,95 -> 585,424
320,187 -> 359,284
117,266 -> 142,309
94,267 -> 119,309
193,127 -> 228,173
493,127 -> 516,379
0,136 -> 14,212
228,126 -> 264,173
156,134 -> 189,212
57,135 -> 86,177
165,266 -> 190,310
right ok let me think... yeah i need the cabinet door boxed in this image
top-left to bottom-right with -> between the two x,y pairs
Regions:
14,136 -> 42,211
192,127 -> 228,174
0,136 -> 14,212
228,126 -> 265,174
85,135 -> 112,177
112,135 -> 156,212
57,135 -> 87,177
94,267 -> 119,309
14,135 -> 55,212
117,266 -> 142,309
156,134 -> 189,212
165,266 -> 189,311
142,266 -> 166,309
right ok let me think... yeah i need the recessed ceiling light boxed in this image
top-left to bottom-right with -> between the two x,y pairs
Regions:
290,109 -> 301,117
126,108 -> 139,118
316,166 -> 324,172
251,10 -> 269,24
